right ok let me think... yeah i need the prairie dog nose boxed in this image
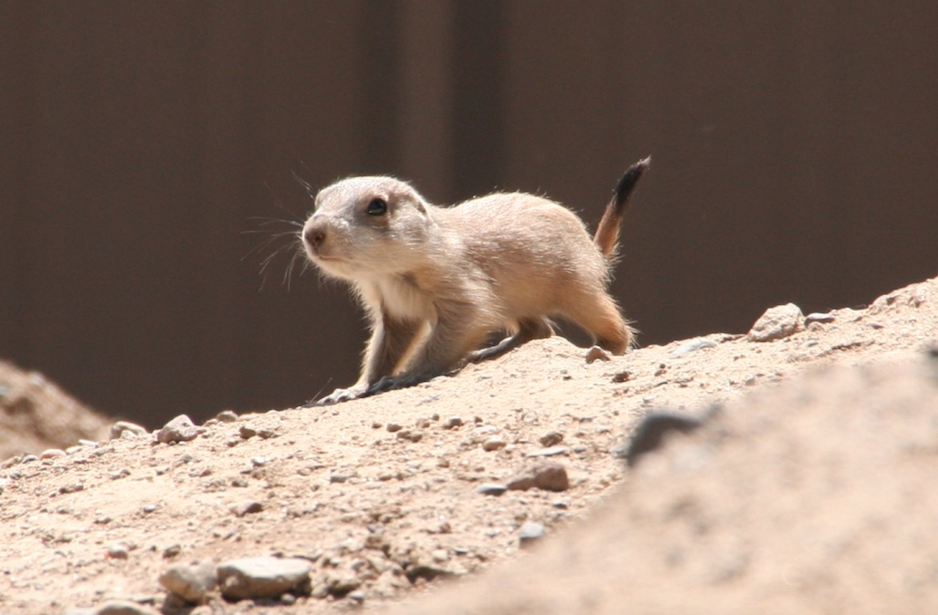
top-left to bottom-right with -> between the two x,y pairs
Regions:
303,222 -> 326,251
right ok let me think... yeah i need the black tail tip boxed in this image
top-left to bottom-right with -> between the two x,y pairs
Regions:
614,156 -> 651,205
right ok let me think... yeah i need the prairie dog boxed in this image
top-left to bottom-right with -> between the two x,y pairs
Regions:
302,158 -> 649,405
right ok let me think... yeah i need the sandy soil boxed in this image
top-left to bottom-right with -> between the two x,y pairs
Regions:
0,275 -> 935,614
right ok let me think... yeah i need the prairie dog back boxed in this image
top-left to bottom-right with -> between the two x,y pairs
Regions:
440,194 -> 608,321
302,158 -> 649,404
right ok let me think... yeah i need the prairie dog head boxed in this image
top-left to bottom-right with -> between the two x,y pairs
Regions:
302,176 -> 435,281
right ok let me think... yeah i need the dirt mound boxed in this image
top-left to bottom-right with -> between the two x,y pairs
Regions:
0,275 -> 935,614
391,354 -> 938,615
0,360 -> 111,462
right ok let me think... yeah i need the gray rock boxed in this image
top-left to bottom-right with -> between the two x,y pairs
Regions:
217,556 -> 312,600
158,560 -> 217,603
748,303 -> 803,342
476,483 -> 508,496
107,543 -> 129,559
156,415 -> 203,444
519,522 -> 546,547
109,421 -> 149,440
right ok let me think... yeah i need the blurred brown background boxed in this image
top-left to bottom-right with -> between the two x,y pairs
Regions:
1,1 -> 936,426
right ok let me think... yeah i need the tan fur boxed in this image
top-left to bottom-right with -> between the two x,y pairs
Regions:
302,162 -> 648,404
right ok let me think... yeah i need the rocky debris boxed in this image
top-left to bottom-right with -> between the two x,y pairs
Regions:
9,276 -> 938,615
507,461 -> 570,492
155,415 -> 203,444
869,282 -> 930,314
216,556 -> 312,601
109,421 -> 149,440
748,303 -> 804,342
624,410 -> 706,467
158,560 -> 217,604
670,337 -> 718,358
107,543 -> 130,559
40,447 -> 67,459
518,522 -> 546,547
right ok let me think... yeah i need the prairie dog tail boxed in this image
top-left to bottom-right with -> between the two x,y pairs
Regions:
593,157 -> 651,258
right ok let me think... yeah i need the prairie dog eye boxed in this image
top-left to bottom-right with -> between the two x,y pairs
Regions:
367,198 -> 388,216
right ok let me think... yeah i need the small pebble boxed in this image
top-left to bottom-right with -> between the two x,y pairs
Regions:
216,409 -> 239,422
585,346 -> 610,363
107,543 -> 130,559
525,446 -> 567,458
804,312 -> 835,325
670,337 -> 718,358
40,448 -> 66,460
482,437 -> 507,451
518,522 -> 546,547
91,601 -> 161,615
234,501 -> 264,517
538,431 -> 564,447
443,416 -> 464,429
396,430 -> 423,442
59,482 -> 84,494
476,483 -> 508,496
